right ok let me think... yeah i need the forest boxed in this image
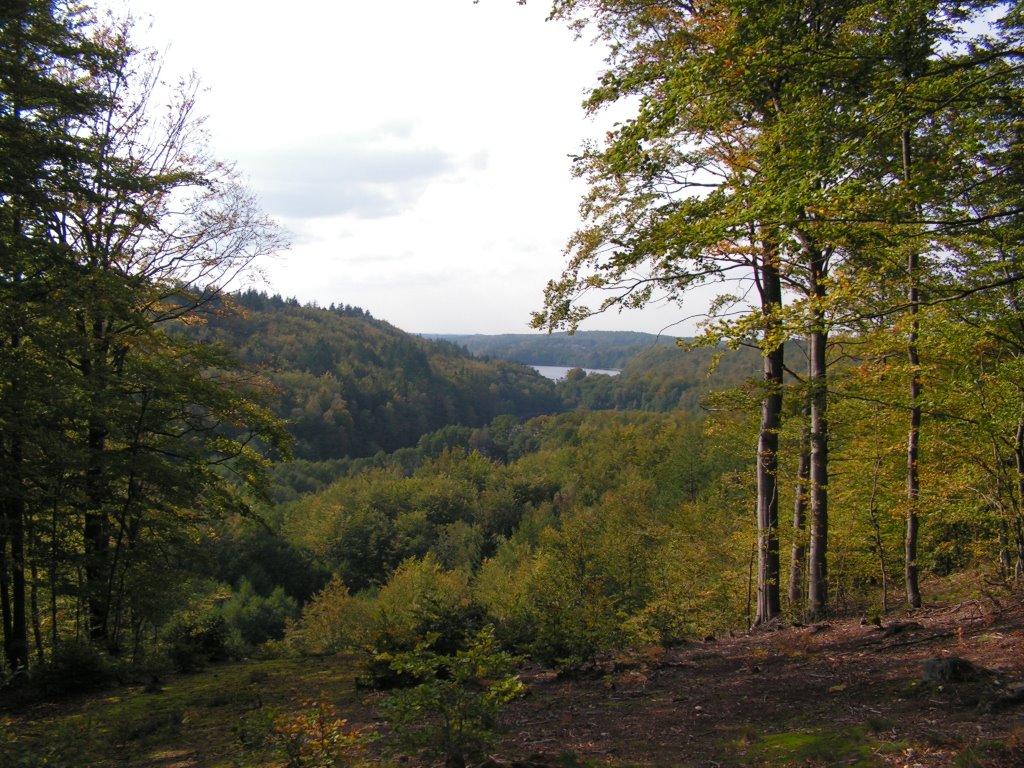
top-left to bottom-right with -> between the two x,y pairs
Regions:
2,1 -> 1024,766
427,331 -> 679,370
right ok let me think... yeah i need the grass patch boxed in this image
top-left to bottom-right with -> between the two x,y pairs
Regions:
954,741 -> 1014,767
3,655 -> 365,768
745,726 -> 884,767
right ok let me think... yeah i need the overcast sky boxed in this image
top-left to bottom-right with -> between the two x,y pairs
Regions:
99,0 -> 697,336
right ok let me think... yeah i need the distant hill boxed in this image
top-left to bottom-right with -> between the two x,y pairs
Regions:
193,297 -> 768,462
555,343 -> 763,412
431,330 -> 765,413
429,331 -> 678,369
193,291 -> 561,461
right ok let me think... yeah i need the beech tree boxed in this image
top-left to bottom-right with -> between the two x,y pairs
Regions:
528,0 -> 895,623
833,0 -> 1023,607
53,18 -> 289,649
1,7 -> 289,667
524,0 -> 1021,621
0,0 -> 116,671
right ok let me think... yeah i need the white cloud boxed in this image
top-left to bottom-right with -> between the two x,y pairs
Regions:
243,135 -> 462,219
97,0 -> 702,336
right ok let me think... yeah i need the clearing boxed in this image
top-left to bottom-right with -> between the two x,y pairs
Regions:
3,597 -> 1023,767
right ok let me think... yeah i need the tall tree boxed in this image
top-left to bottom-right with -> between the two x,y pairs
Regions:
0,0 -> 115,671
47,18 -> 289,650
528,0 -> 891,623
525,0 -> 1022,622
529,0 -> 801,624
844,0 -> 1023,607
1,8 -> 290,664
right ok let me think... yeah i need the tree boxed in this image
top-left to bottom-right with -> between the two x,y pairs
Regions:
523,0 -> 802,625
834,0 -> 1024,607
526,0 -> 890,623
525,0 -> 1022,622
50,17 -> 288,648
0,0 -> 116,671
1,8 -> 290,666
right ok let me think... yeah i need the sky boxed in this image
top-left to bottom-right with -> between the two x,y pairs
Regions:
97,0 -> 699,336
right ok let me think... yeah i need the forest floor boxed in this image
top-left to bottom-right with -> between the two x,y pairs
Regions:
492,596 -> 1024,767
3,595 -> 1024,767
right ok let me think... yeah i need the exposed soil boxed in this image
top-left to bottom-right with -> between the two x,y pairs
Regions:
492,597 -> 1024,767
4,596 -> 1023,767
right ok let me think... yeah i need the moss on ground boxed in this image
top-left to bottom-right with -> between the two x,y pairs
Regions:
3,655 -> 363,768
739,725 -> 888,767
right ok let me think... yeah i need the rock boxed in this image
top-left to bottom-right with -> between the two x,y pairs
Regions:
922,656 -> 992,684
880,620 -> 923,637
983,681 -> 1024,713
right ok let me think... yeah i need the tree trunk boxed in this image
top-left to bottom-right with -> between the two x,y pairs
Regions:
0,529 -> 11,667
755,242 -> 783,625
904,128 -> 922,610
998,517 -> 1012,580
789,391 -> 811,610
84,421 -> 110,645
1,437 -> 29,670
905,304 -> 922,607
867,446 -> 890,614
1013,420 -> 1024,582
806,249 -> 830,621
756,344 -> 784,624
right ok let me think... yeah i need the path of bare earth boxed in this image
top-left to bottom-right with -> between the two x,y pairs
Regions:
495,599 -> 1024,767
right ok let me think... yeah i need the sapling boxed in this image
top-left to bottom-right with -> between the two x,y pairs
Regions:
379,625 -> 525,768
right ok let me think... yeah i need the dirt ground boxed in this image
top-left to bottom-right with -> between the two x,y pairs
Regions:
3,595 -> 1023,767
493,597 -> 1024,767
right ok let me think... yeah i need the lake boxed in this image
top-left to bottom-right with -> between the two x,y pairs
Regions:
532,365 -> 621,381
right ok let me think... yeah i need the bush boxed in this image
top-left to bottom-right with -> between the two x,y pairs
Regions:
472,539 -> 540,650
161,613 -> 235,672
523,517 -> 629,667
379,626 -> 524,768
286,557 -> 490,689
284,576 -> 376,656
236,698 -> 365,767
29,638 -> 119,694
360,555 -> 485,688
272,698 -> 365,768
218,579 -> 299,650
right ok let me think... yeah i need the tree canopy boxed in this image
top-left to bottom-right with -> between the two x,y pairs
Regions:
527,0 -> 1023,621
0,4 -> 288,669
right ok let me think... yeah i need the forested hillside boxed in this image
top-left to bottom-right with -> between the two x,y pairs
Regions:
5,2 -> 1024,766
555,342 -> 764,411
193,290 -> 561,460
198,294 -> 763,455
431,331 -> 677,369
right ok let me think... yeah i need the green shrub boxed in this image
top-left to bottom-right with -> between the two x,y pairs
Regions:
284,576 -> 376,655
234,704 -> 281,755
360,555 -> 485,688
161,613 -> 235,672
472,539 -> 539,650
30,638 -> 118,694
523,516 -> 629,667
379,625 -> 524,768
218,579 -> 299,649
